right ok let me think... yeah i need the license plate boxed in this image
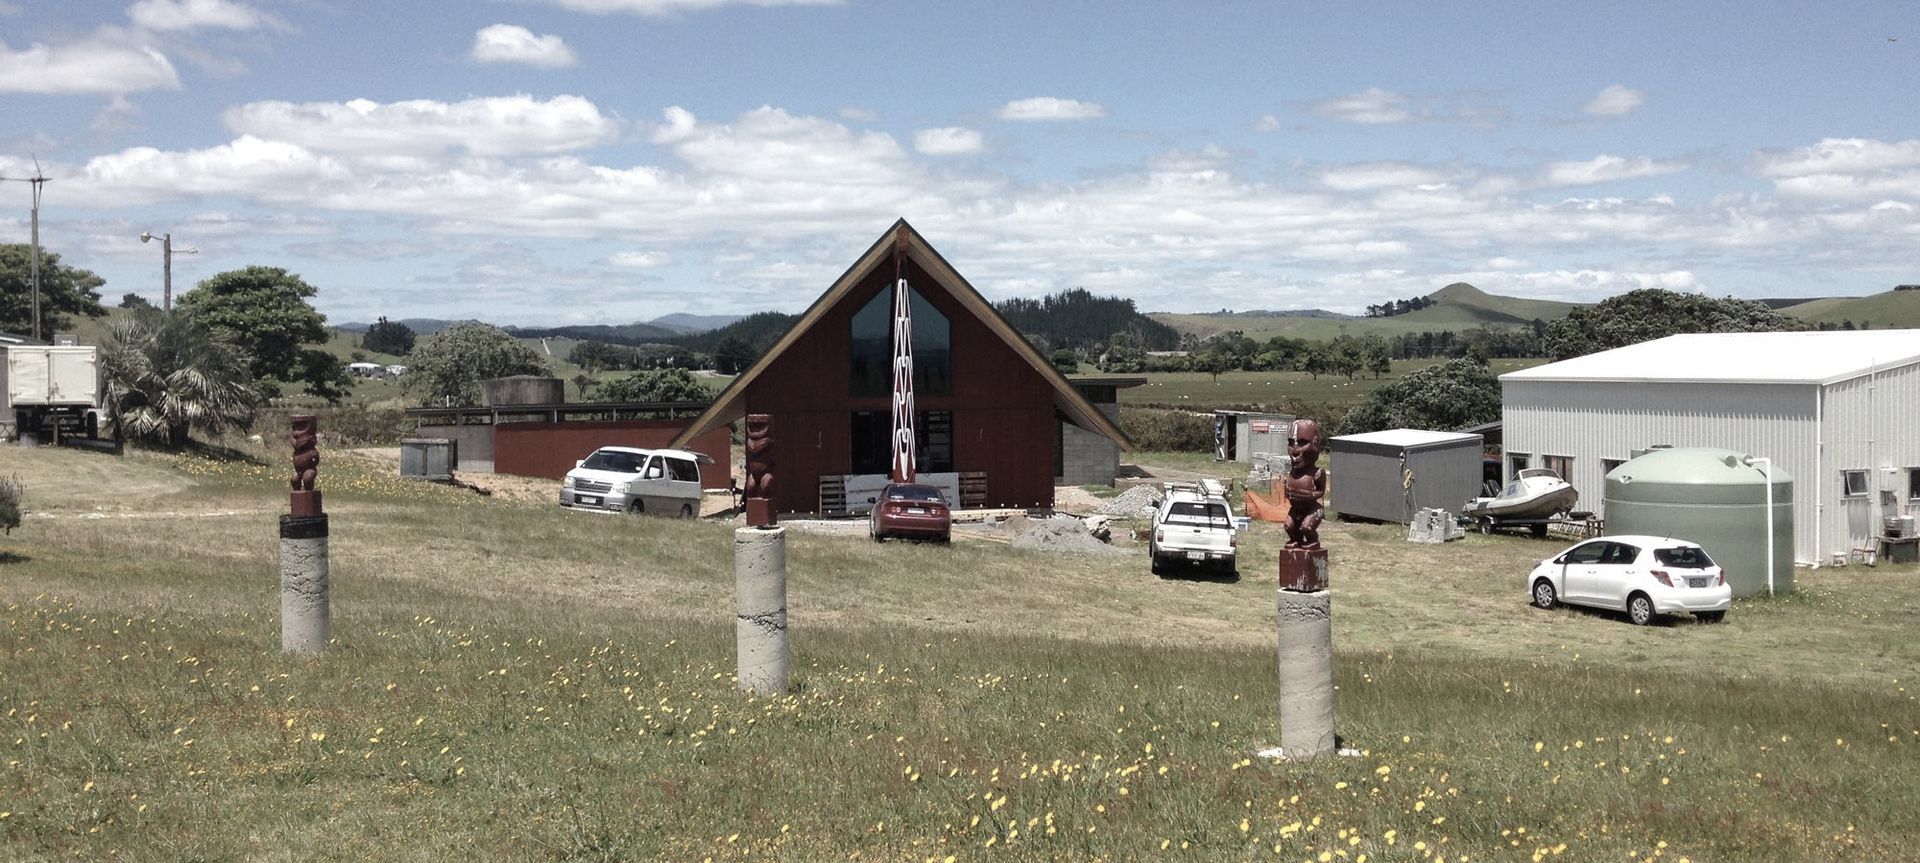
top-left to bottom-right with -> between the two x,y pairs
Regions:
906,507 -> 925,514
1186,551 -> 1205,561
581,495 -> 602,506
1687,577 -> 1709,588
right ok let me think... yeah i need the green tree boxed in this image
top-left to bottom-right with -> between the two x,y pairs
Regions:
175,267 -> 351,401
590,368 -> 712,403
0,244 -> 107,335
1049,348 -> 1079,375
119,293 -> 157,311
0,474 -> 20,535
362,317 -> 416,356
1333,357 -> 1500,436
1543,289 -> 1801,360
712,335 -> 758,375
100,310 -> 258,447
406,322 -> 549,407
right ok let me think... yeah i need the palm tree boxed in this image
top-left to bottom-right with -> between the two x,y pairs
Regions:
101,310 -> 258,447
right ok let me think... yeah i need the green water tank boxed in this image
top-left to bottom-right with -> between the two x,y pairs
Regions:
1604,448 -> 1793,598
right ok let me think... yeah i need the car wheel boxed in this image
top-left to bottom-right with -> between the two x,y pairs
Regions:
1150,554 -> 1166,576
1531,578 -> 1558,609
1627,592 -> 1656,626
680,503 -> 694,518
1695,610 -> 1726,624
628,499 -> 645,515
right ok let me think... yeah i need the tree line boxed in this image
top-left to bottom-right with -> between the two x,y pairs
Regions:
1362,295 -> 1437,318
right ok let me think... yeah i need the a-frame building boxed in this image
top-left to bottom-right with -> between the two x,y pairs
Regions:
672,220 -> 1130,515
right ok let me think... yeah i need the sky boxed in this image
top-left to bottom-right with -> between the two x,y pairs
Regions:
1,0 -> 1917,327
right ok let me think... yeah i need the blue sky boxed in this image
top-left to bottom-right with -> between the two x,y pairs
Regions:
2,0 -> 1916,326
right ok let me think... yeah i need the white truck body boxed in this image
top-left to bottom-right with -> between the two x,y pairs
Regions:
6,345 -> 100,408
1148,480 -> 1238,574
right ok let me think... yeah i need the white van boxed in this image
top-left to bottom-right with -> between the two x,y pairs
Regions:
559,446 -> 711,517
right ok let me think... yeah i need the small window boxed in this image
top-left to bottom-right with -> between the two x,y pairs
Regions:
1542,455 -> 1574,482
666,458 -> 699,483
643,456 -> 665,480
1562,541 -> 1608,565
1508,452 -> 1531,479
1601,458 -> 1625,477
1909,467 -> 1920,501
1843,469 -> 1869,497
1603,542 -> 1642,564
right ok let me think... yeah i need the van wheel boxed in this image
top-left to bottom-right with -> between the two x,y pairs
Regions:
629,499 -> 645,515
680,503 -> 694,518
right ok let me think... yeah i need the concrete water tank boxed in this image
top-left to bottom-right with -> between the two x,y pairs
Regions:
483,375 -> 563,407
1604,447 -> 1793,598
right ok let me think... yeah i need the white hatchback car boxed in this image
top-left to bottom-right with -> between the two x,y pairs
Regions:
1527,535 -> 1732,625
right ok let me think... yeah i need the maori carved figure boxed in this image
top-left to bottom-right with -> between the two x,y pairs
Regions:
744,414 -> 775,527
290,415 -> 320,492
1281,418 -> 1327,549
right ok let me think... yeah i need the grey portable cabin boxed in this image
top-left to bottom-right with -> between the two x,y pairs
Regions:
1329,428 -> 1485,523
1213,410 -> 1295,463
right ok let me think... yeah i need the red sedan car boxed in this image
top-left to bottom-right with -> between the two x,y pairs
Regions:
869,483 -> 952,543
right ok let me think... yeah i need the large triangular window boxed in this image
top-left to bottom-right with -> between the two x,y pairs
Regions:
849,284 -> 951,397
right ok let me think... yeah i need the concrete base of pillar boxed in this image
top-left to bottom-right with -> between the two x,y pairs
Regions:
1276,588 -> 1335,759
734,526 -> 790,695
279,515 -> 330,655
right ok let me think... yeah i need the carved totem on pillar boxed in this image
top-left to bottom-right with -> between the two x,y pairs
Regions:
1278,418 -> 1328,591
744,414 -> 775,527
290,414 -> 323,517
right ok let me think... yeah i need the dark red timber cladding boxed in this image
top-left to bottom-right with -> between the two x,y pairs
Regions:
744,257 -> 1058,513
494,420 -> 732,487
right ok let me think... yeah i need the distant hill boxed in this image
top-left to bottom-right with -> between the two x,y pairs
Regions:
649,313 -> 743,334
504,322 -> 680,345
1205,308 -> 1355,320
1150,282 -> 1578,341
336,318 -> 460,335
1780,289 -> 1920,328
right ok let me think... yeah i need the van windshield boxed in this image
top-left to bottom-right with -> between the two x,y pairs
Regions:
582,450 -> 646,472
1166,501 -> 1231,529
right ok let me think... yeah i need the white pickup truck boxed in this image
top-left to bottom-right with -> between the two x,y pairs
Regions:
1148,480 -> 1238,575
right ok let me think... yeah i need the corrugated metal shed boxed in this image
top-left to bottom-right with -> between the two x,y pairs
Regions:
1502,329 -> 1920,566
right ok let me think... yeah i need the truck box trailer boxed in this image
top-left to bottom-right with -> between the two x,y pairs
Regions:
4,344 -> 103,442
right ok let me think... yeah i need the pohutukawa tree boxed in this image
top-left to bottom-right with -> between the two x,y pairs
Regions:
176,266 -> 352,401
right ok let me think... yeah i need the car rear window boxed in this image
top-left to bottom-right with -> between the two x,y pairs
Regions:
887,486 -> 946,503
1166,501 -> 1231,528
1654,547 -> 1714,568
582,450 -> 643,472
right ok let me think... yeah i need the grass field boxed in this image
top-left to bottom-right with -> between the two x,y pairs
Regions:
1116,359 -> 1543,412
1,445 -> 1916,862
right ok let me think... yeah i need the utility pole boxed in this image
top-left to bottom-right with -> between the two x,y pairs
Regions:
140,231 -> 196,311
1,163 -> 49,341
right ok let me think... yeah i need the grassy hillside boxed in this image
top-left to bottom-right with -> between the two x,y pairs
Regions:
1114,358 -> 1543,411
1151,283 -> 1577,341
1782,289 -> 1920,328
0,445 -> 1915,861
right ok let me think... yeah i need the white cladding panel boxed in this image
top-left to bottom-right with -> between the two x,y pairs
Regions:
1821,360 -> 1920,558
1504,380 -> 1820,562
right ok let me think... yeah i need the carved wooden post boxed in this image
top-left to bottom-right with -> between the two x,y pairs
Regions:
280,415 -> 330,654
735,414 -> 788,693
1276,418 -> 1335,758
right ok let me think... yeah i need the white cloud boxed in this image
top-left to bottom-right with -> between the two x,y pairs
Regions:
1756,137 -> 1920,178
1582,85 -> 1644,117
1309,87 -> 1411,124
128,0 -> 277,31
91,94 -> 143,133
0,2 -> 23,14
1254,114 -> 1282,132
997,97 -> 1108,121
914,127 -> 983,156
541,0 -> 841,15
1317,162 -> 1454,191
608,251 -> 673,268
471,24 -> 578,68
658,105 -> 913,185
838,106 -> 879,123
1540,154 -> 1687,187
72,135 -> 348,206
222,95 -> 619,157
0,35 -> 179,94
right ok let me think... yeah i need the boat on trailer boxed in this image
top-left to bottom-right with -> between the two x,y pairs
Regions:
1463,468 -> 1579,531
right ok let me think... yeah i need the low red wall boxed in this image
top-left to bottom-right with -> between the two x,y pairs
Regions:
493,420 -> 732,488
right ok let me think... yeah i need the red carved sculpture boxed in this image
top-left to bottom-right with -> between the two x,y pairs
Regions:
290,415 -> 323,517
744,414 -> 775,527
1281,418 -> 1326,549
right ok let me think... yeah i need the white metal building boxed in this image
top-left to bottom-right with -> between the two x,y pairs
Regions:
1502,330 -> 1920,566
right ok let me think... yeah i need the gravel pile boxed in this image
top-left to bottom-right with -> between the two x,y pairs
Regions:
1009,516 -> 1133,556
1098,485 -> 1161,519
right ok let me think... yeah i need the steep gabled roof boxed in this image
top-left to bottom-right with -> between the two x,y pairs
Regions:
671,219 -> 1131,450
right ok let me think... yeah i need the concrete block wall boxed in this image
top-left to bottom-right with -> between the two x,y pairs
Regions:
1058,401 -> 1122,487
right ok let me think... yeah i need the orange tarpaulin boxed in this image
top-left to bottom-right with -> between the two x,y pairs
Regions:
1244,488 -> 1290,522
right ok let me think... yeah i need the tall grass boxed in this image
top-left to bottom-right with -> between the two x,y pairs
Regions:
1,447 -> 1915,862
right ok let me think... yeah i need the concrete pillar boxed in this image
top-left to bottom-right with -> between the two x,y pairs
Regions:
734,527 -> 790,695
1276,588 -> 1335,758
279,515 -> 330,654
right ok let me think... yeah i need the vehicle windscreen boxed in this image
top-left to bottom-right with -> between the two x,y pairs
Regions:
1653,547 -> 1714,568
1166,501 -> 1232,529
582,450 -> 644,472
887,486 -> 946,503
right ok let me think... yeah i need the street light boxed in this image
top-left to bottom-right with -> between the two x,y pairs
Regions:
139,231 -> 197,312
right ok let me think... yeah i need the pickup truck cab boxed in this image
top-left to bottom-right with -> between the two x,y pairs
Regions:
1149,480 -> 1238,575
560,446 -> 711,517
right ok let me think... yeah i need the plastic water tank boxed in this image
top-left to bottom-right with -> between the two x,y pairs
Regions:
1604,447 -> 1793,598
